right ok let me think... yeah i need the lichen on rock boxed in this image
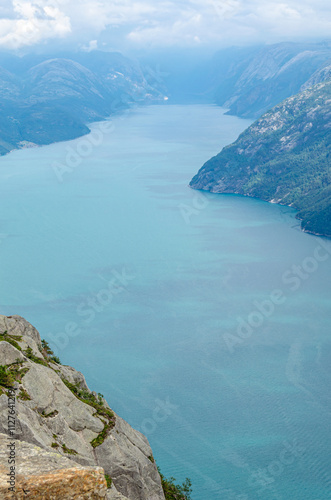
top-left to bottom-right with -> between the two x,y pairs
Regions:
0,315 -> 165,500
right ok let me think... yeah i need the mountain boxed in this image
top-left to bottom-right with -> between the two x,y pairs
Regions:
301,61 -> 331,89
211,41 -> 331,118
1,43 -> 330,156
190,80 -> 331,237
0,51 -> 165,155
142,42 -> 331,116
0,315 -> 191,499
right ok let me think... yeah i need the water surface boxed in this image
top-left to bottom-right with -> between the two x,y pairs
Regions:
1,105 -> 330,499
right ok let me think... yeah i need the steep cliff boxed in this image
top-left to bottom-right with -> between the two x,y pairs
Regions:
212,41 -> 331,118
190,80 -> 331,237
0,315 -> 165,500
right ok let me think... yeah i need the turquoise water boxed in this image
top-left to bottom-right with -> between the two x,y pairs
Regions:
1,105 -> 331,499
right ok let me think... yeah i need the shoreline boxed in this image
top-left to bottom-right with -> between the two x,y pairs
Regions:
0,100 -> 166,161
189,186 -> 331,239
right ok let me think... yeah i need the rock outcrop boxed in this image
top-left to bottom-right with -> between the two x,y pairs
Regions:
0,315 -> 165,500
0,433 -> 107,499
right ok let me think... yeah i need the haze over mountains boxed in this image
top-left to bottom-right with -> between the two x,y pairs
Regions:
0,51 -> 165,155
143,41 -> 331,111
0,42 -> 331,154
1,41 -> 331,155
0,40 -> 330,236
211,41 -> 331,118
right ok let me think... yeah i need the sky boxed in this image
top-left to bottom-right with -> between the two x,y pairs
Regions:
0,0 -> 330,52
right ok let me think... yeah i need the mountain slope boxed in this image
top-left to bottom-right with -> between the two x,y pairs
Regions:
0,51 -> 165,155
212,42 -> 331,118
190,80 -> 331,237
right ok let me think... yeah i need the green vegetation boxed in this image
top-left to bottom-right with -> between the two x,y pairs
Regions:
148,455 -> 155,463
62,378 -> 108,413
40,409 -> 59,418
0,331 -> 22,351
91,421 -> 114,448
0,365 -> 15,388
51,442 -> 59,448
61,443 -> 78,455
24,347 -> 48,366
0,362 -> 29,393
0,333 -> 61,369
158,467 -> 192,500
0,333 -> 62,369
190,80 -> 331,237
61,377 -> 115,448
50,355 -> 61,364
41,339 -> 53,355
104,474 -> 112,488
41,339 -> 61,364
18,388 -> 31,401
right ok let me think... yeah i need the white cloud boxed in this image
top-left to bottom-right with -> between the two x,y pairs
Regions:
82,39 -> 98,52
125,0 -> 331,48
0,0 -> 330,50
0,0 -> 71,49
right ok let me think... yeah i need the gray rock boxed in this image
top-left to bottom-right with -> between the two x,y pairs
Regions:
0,315 -> 44,360
0,315 -> 41,344
56,364 -> 90,392
95,415 -> 164,500
0,315 -> 165,500
107,484 -> 130,500
22,363 -> 104,433
0,342 -> 25,365
0,433 -> 107,499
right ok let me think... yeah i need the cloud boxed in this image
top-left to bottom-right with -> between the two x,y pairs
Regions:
82,39 -> 98,52
0,0 -> 330,50
0,0 -> 71,49
126,0 -> 331,48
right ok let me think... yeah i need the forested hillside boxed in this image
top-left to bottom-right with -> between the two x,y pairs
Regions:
190,80 -> 331,236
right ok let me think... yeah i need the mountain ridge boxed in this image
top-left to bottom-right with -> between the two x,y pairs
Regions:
211,41 -> 331,118
0,51 -> 165,156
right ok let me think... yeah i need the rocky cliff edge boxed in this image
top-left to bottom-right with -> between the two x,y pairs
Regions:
0,315 -> 165,500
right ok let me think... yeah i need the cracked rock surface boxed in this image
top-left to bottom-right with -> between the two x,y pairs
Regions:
0,433 -> 107,499
0,315 -> 164,500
